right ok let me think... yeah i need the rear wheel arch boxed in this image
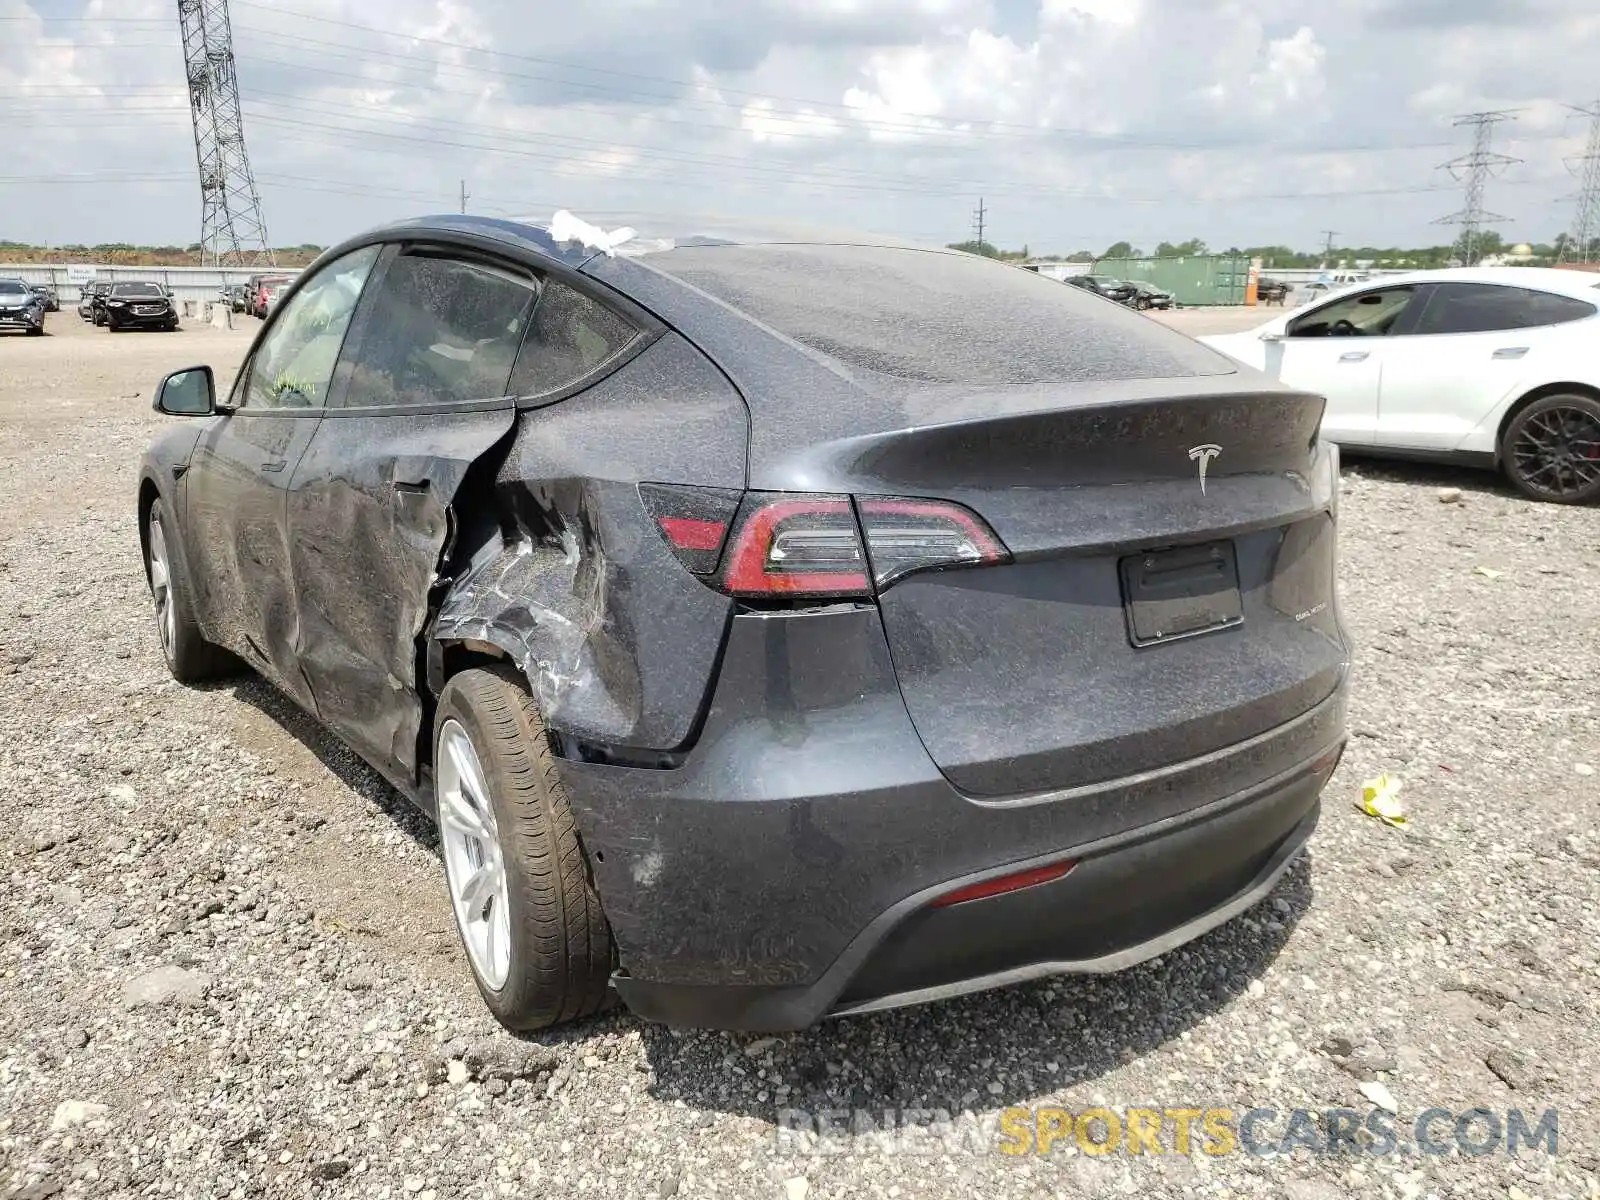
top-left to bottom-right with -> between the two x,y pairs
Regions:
1495,381 -> 1600,463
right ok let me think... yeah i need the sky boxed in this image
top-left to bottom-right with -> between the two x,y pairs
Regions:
3,0 -> 1599,256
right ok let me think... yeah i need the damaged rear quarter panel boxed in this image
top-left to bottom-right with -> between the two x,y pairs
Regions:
431,331 -> 748,751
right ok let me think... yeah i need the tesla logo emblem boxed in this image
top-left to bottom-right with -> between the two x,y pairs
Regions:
1189,444 -> 1222,495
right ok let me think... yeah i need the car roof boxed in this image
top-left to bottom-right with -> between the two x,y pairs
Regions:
1344,266 -> 1600,297
346,212 -> 945,267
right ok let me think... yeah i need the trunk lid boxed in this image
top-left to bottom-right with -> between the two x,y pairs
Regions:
825,378 -> 1346,797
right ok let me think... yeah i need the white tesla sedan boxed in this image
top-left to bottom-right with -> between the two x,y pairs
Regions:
1200,267 -> 1600,504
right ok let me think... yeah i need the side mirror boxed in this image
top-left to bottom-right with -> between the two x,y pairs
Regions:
155,365 -> 217,416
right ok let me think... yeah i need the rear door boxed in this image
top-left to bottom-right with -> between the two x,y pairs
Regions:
184,245 -> 380,703
285,244 -> 542,783
1263,282 -> 1426,446
1375,282 -> 1599,451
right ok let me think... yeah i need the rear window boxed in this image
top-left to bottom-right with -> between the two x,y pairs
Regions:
649,245 -> 1231,384
111,283 -> 164,298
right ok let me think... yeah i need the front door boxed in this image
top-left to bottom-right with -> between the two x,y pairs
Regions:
287,246 -> 538,784
1264,338 -> 1383,446
1264,283 -> 1427,447
184,245 -> 382,705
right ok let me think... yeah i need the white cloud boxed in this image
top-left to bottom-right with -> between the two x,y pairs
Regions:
0,0 -> 1594,252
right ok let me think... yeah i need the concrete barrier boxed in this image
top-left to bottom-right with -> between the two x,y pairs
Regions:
208,303 -> 233,331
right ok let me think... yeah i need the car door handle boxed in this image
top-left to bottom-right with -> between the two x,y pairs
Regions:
260,460 -> 287,474
1492,346 -> 1529,360
1338,351 -> 1369,363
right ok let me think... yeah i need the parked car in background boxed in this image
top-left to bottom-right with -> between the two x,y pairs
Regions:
249,274 -> 293,318
81,281 -> 112,323
139,214 -> 1348,1033
260,280 -> 291,320
1257,279 -> 1291,306
225,284 -> 251,313
30,284 -> 60,313
102,281 -> 179,332
1065,274 -> 1137,304
1126,280 -> 1175,311
1200,267 -> 1600,504
0,277 -> 47,336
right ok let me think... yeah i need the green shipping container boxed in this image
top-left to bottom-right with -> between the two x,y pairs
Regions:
1091,254 -> 1253,307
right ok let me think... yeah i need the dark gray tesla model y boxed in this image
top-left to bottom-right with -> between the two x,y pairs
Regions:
137,215 -> 1349,1032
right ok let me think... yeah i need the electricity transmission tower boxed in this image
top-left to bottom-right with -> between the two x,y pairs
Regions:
1433,110 -> 1520,266
1558,101 -> 1600,264
178,0 -> 274,266
972,198 -> 987,249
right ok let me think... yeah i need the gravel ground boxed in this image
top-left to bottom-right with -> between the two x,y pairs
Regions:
2,314 -> 1598,1200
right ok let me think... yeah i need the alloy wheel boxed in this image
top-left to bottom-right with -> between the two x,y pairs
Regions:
147,514 -> 176,658
437,719 -> 512,990
1511,404 -> 1600,499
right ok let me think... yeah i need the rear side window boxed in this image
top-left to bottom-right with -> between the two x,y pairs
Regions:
340,254 -> 537,408
507,280 -> 638,396
1412,283 -> 1597,335
649,245 -> 1231,384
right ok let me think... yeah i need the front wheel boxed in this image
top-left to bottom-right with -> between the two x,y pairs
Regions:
1502,393 -> 1600,505
145,497 -> 238,682
434,667 -> 616,1031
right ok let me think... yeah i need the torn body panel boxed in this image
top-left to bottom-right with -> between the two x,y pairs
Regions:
286,404 -> 517,784
430,332 -> 748,753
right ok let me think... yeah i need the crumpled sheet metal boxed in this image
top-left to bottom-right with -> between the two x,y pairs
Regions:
432,521 -> 638,740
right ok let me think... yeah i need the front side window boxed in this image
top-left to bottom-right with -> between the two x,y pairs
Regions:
241,246 -> 380,411
1412,283 -> 1598,335
1288,286 -> 1417,338
339,253 -> 537,408
507,280 -> 638,396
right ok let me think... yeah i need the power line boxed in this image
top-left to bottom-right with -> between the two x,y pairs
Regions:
178,0 -> 275,266
1557,101 -> 1600,264
1433,109 -> 1521,266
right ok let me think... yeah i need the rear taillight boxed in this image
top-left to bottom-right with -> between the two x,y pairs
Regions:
722,494 -> 870,598
639,483 -> 741,576
857,497 -> 1008,589
641,486 -> 1009,599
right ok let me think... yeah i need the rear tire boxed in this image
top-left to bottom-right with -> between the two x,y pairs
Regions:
145,496 -> 238,683
434,667 -> 616,1031
1501,392 -> 1600,505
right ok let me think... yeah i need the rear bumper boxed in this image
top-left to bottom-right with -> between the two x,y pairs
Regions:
558,606 -> 1347,1032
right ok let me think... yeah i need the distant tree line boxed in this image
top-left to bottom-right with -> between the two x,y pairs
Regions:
0,240 -> 326,267
951,230 -> 1597,268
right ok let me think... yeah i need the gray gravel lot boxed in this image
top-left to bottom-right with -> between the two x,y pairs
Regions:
2,312 -> 1598,1200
